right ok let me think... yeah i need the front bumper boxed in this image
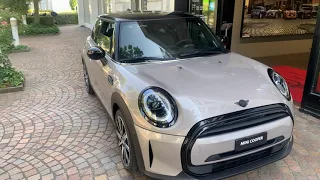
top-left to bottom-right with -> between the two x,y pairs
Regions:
303,13 -> 312,18
134,104 -> 294,179
251,13 -> 260,17
285,14 -> 297,19
135,121 -> 293,180
266,14 -> 276,18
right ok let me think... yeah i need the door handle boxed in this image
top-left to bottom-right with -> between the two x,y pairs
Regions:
108,75 -> 113,85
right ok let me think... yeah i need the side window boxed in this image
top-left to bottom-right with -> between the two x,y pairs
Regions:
96,21 -> 115,57
92,19 -> 102,42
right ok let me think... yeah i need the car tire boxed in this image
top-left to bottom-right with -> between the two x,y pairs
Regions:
302,14 -> 305,19
275,14 -> 278,19
82,62 -> 94,95
115,110 -> 138,173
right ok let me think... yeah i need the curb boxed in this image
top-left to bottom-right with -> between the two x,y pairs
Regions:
0,85 -> 24,94
9,47 -> 31,53
0,79 -> 25,94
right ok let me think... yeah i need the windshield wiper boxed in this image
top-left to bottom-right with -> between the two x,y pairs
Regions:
179,50 -> 223,58
118,56 -> 174,63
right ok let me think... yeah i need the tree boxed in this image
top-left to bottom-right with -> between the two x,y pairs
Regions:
69,0 -> 77,11
119,45 -> 144,59
33,0 -> 40,24
0,0 -> 31,15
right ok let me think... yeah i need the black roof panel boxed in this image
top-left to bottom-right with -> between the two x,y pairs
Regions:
98,11 -> 197,21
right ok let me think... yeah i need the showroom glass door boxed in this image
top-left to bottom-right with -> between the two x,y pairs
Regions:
189,0 -> 218,32
300,3 -> 320,117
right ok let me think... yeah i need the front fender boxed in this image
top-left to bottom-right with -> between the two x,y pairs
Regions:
111,92 -> 146,172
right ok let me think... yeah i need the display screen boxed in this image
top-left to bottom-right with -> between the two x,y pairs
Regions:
241,0 -> 318,38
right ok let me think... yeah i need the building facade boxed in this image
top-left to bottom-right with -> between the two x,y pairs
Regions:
30,0 -> 71,12
77,0 -> 176,28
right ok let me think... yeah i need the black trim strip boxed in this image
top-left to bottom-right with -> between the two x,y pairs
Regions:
149,141 -> 154,168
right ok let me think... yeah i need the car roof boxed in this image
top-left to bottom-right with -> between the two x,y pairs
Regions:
98,11 -> 197,21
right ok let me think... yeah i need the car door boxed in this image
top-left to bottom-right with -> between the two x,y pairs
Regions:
85,19 -> 116,113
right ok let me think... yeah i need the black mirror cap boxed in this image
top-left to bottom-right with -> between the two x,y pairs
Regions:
87,46 -> 105,60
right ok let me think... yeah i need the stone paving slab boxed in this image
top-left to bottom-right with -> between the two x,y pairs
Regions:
0,25 -> 320,180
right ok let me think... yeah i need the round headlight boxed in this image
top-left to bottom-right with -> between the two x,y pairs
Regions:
268,69 -> 291,101
138,87 -> 178,128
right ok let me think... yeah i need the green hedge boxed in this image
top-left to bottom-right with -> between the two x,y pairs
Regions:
26,16 -> 55,26
26,12 -> 78,25
0,26 -> 14,52
19,24 -> 60,36
0,53 -> 24,88
54,12 -> 78,25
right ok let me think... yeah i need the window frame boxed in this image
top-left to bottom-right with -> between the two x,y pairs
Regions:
92,19 -> 102,43
93,18 -> 118,61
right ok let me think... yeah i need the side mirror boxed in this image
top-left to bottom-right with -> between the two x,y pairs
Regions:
87,46 -> 105,60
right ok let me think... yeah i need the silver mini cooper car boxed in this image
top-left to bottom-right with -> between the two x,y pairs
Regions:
82,12 -> 294,179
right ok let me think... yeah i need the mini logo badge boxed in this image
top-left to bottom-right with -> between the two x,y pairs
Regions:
235,100 -> 249,107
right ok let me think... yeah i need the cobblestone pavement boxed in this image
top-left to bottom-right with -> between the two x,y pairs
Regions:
242,14 -> 316,37
1,25 -> 320,180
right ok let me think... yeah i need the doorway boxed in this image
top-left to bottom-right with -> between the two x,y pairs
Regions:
185,0 -> 236,49
300,9 -> 320,116
216,0 -> 235,49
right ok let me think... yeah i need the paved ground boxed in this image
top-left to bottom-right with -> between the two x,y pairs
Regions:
242,14 -> 316,37
1,25 -> 320,180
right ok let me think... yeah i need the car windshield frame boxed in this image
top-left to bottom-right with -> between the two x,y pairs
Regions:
115,17 -> 227,64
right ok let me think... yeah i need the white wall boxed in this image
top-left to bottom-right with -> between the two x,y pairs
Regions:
51,0 -> 72,12
231,0 -> 313,58
145,0 -> 175,11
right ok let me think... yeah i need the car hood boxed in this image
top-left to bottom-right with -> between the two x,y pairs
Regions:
123,53 -> 291,136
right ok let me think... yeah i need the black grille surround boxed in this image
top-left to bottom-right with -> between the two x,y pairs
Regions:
181,103 -> 293,177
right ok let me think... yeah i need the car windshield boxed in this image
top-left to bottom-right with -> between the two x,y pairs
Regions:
118,17 -> 225,63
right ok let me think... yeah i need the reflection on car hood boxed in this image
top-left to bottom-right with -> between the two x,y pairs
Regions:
124,53 -> 286,135
267,10 -> 278,12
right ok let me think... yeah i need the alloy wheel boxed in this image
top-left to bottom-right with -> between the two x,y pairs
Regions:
115,116 -> 130,166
